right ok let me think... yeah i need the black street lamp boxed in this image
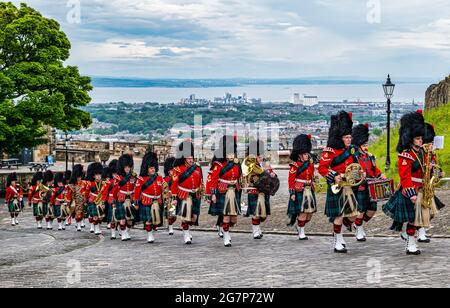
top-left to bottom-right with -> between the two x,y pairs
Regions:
383,74 -> 395,171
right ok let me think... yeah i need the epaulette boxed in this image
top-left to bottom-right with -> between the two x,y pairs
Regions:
173,166 -> 181,173
212,161 -> 224,168
398,151 -> 415,161
137,176 -> 144,181
289,162 -> 299,168
322,147 -> 335,154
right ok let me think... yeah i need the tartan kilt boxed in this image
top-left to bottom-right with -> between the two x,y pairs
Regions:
106,202 -> 114,223
324,186 -> 342,219
115,202 -> 127,221
208,190 -> 241,216
245,194 -> 271,217
53,205 -> 62,218
139,205 -> 151,223
287,190 -> 317,217
382,190 -> 416,224
357,188 -> 378,213
87,203 -> 99,217
33,202 -> 47,217
176,194 -> 201,217
7,200 -> 22,213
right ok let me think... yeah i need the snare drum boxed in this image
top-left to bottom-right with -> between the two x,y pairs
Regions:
367,179 -> 395,202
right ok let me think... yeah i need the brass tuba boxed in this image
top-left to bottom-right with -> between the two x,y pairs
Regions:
242,155 -> 265,181
331,163 -> 365,194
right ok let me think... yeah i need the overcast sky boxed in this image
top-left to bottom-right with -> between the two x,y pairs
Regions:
10,0 -> 450,80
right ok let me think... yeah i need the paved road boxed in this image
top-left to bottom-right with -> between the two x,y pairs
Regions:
1,206 -> 450,288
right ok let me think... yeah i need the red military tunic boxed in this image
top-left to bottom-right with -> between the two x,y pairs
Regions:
86,181 -> 108,204
288,159 -> 315,195
6,184 -> 23,203
28,185 -> 42,204
398,148 -> 428,198
318,147 -> 358,181
115,174 -> 136,203
357,152 -> 382,192
171,163 -> 203,200
208,160 -> 241,195
50,185 -> 70,206
134,175 -> 164,206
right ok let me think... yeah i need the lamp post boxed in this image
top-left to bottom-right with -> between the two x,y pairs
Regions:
383,75 -> 395,171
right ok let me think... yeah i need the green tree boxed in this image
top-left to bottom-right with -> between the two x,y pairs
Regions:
0,2 -> 92,154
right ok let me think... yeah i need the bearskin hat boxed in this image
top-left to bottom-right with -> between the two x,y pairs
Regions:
352,123 -> 370,147
6,172 -> 18,186
31,172 -> 43,186
396,110 -> 425,153
87,162 -> 104,181
246,139 -> 265,157
164,157 -> 176,177
424,123 -> 436,144
327,111 -> 353,149
70,164 -> 84,184
290,134 -> 312,161
118,154 -> 134,176
213,135 -> 237,162
43,170 -> 54,184
140,152 -> 159,176
108,159 -> 118,175
174,141 -> 195,167
54,172 -> 65,186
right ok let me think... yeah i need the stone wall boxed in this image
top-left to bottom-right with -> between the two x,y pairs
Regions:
425,75 -> 450,110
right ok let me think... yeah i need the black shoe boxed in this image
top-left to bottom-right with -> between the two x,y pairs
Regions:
334,248 -> 348,253
406,250 -> 421,255
224,244 -> 232,247
357,237 -> 367,242
299,237 -> 309,241
418,238 -> 431,243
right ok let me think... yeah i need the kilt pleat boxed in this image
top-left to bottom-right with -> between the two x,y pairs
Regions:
246,194 -> 271,217
382,190 -> 416,224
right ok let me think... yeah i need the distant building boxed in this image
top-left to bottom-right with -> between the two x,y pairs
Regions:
303,95 -> 319,106
292,93 -> 301,105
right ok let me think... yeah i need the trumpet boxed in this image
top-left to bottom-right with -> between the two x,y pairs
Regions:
331,163 -> 365,194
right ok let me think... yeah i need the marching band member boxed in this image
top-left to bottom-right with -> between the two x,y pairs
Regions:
102,165 -> 111,228
86,162 -> 107,235
115,154 -> 136,241
50,172 -> 70,230
205,165 -> 224,239
287,134 -> 317,241
64,170 -> 73,226
318,111 -> 358,253
352,124 -> 386,242
414,122 -> 446,243
208,135 -> 242,247
29,172 -> 44,229
69,164 -> 88,232
106,160 -> 119,239
383,110 -> 430,255
5,173 -> 23,226
135,152 -> 164,243
163,157 -> 177,235
171,141 -> 204,245
244,140 -> 276,240
42,170 -> 54,230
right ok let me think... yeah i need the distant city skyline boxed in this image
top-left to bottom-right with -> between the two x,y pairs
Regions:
11,0 -> 450,79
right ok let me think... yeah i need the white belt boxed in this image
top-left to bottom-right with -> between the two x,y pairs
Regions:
141,192 -> 161,199
295,179 -> 312,184
412,177 -> 423,184
219,179 -> 237,185
179,187 -> 199,193
90,193 -> 98,197
119,190 -> 132,195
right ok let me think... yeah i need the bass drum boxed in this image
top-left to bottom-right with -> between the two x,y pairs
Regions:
254,172 -> 280,196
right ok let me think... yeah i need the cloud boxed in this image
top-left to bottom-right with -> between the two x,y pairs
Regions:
9,0 -> 450,78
